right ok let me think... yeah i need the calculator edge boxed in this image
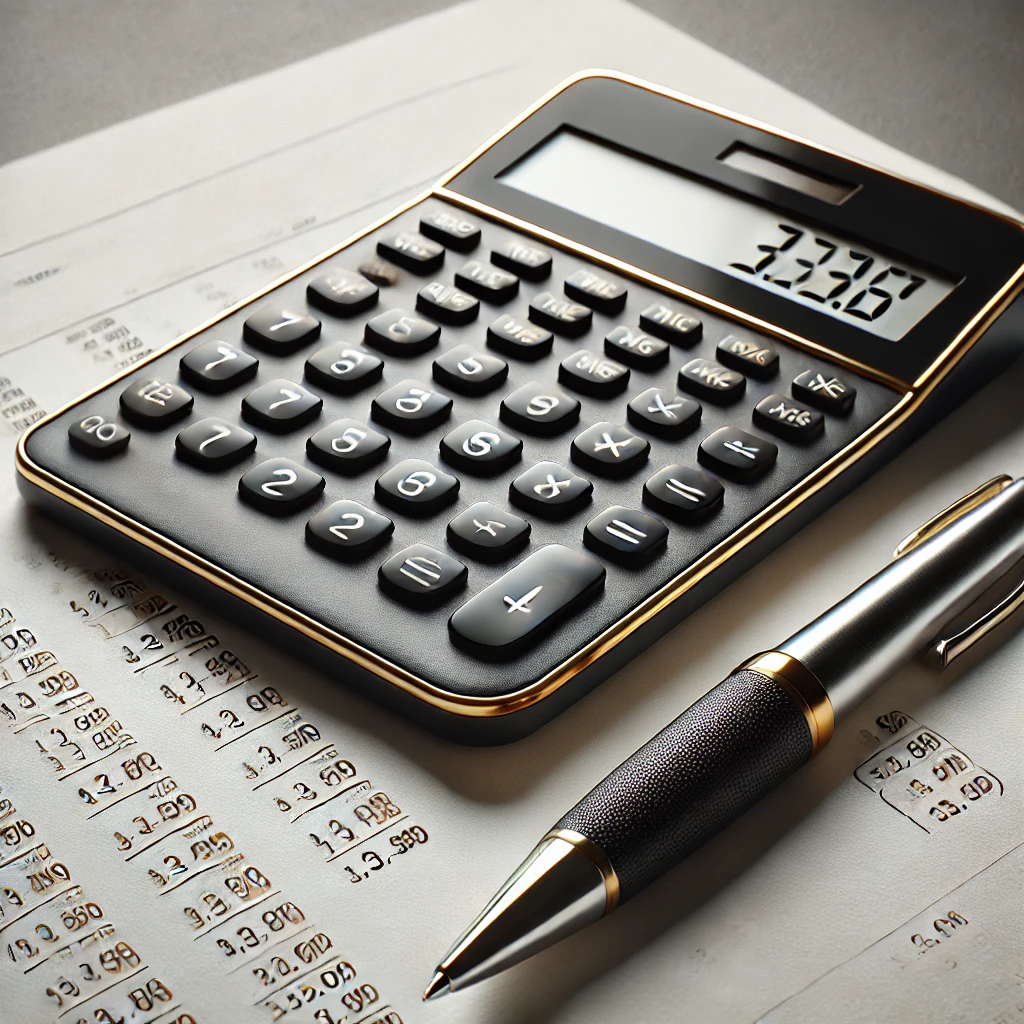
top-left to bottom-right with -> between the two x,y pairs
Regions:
14,71 -> 1024,743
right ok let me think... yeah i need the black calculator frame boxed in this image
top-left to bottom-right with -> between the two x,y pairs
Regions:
16,71 -> 1024,743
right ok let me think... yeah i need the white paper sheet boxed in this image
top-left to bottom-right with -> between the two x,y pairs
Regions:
1,2 -> 1022,1022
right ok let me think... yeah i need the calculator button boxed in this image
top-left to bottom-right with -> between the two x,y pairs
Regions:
643,465 -> 724,522
639,302 -> 702,346
487,314 -> 553,360
570,422 -> 650,479
374,459 -> 460,517
584,505 -> 668,566
306,419 -> 390,474
604,326 -> 669,370
448,545 -> 605,659
698,427 -> 777,483
792,369 -> 857,415
242,379 -> 323,432
416,281 -> 479,325
358,255 -> 401,288
242,306 -> 321,354
529,292 -> 592,337
500,382 -> 580,436
510,461 -> 593,519
180,341 -> 258,392
432,345 -> 508,395
371,380 -> 453,435
626,387 -> 701,440
440,419 -> 523,475
176,418 -> 256,470
716,334 -> 779,380
419,210 -> 481,251
364,308 -> 441,356
119,378 -> 194,427
238,458 -> 325,515
492,240 -> 551,281
377,232 -> 445,274
752,394 -> 824,444
304,342 -> 383,394
678,358 -> 746,404
68,415 -> 130,458
455,261 -> 519,304
379,544 -> 467,608
564,269 -> 627,315
446,502 -> 531,562
305,269 -> 379,317
305,500 -> 394,561
559,349 -> 630,397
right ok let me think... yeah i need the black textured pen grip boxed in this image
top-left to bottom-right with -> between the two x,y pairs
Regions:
556,670 -> 813,901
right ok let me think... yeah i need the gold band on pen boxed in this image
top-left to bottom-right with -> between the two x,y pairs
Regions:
738,651 -> 834,755
544,828 -> 621,914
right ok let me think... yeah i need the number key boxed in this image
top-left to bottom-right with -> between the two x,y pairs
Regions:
500,381 -> 580,436
176,418 -> 256,470
242,379 -> 322,432
180,340 -> 258,392
371,380 -> 452,434
374,459 -> 460,517
304,342 -> 383,394
306,419 -> 390,473
305,500 -> 394,561
242,306 -> 321,354
364,308 -> 440,356
440,419 -> 522,475
432,344 -> 508,395
239,458 -> 325,515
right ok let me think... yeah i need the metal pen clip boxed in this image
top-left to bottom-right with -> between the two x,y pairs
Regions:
893,474 -> 1024,669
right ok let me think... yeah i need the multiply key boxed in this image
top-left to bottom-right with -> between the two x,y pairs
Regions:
449,545 -> 605,659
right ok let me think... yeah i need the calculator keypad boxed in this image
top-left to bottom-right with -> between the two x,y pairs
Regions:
43,197 -> 898,697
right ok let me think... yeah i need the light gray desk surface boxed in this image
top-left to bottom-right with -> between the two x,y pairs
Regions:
2,0 -> 1022,210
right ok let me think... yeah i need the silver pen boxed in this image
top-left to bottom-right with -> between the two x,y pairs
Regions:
425,474 -> 1024,1000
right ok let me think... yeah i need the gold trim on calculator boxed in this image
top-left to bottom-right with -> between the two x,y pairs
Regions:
16,70 -> 1024,720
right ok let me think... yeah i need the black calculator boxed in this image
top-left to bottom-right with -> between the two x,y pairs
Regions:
17,72 -> 1024,742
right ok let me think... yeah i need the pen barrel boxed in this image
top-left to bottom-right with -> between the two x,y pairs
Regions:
555,668 -> 813,902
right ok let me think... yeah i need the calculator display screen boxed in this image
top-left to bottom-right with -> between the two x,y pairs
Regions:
499,130 -> 958,341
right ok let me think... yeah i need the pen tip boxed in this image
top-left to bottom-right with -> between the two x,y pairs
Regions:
423,969 -> 451,1001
